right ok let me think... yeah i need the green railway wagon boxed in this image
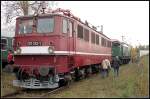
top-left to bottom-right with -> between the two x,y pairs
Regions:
1,36 -> 14,69
112,40 -> 131,64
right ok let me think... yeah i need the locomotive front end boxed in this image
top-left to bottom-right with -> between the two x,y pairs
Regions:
12,14 -> 68,89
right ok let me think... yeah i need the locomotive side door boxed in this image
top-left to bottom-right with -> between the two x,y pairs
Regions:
67,20 -> 75,68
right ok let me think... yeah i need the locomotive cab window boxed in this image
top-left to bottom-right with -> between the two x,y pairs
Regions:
19,19 -> 33,34
77,25 -> 83,39
1,38 -> 8,50
37,18 -> 54,33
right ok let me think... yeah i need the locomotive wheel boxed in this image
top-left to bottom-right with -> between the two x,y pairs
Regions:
80,68 -> 86,79
59,79 -> 68,87
84,67 -> 89,78
74,68 -> 82,81
91,65 -> 99,74
16,68 -> 22,80
87,66 -> 92,77
19,68 -> 30,81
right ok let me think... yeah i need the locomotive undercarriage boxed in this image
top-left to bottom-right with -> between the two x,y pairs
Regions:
13,66 -> 60,89
12,63 -> 101,89
120,57 -> 131,64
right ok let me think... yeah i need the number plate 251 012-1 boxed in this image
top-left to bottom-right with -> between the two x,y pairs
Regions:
27,41 -> 42,46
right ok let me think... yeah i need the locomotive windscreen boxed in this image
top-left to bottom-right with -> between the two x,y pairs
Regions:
18,17 -> 54,34
19,19 -> 33,34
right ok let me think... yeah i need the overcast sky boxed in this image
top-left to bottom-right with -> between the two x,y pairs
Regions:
1,1 -> 149,47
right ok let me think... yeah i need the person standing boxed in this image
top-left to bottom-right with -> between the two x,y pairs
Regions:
5,50 -> 14,72
7,50 -> 14,65
112,56 -> 120,77
101,59 -> 111,78
105,59 -> 111,77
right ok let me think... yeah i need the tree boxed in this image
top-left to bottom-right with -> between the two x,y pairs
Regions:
138,45 -> 149,50
1,1 -> 58,24
130,46 -> 140,63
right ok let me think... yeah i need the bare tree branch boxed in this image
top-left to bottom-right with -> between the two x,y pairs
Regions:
2,1 -> 58,24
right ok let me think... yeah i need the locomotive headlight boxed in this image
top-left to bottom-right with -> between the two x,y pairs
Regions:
48,46 -> 54,54
16,47 -> 21,54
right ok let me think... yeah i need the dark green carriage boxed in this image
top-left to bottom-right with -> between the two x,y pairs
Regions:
112,40 -> 131,64
1,36 -> 14,68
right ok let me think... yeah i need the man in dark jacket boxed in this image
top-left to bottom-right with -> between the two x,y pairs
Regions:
112,56 -> 121,77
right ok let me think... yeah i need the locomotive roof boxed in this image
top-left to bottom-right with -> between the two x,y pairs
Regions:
16,13 -> 111,40
111,39 -> 131,47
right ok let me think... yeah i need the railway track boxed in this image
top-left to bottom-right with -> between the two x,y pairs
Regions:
2,82 -> 69,98
40,85 -> 69,97
1,85 -> 69,98
1,74 -> 98,98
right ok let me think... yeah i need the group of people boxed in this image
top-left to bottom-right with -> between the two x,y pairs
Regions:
101,56 -> 121,78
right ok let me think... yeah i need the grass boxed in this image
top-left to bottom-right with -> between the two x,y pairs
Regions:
1,55 -> 149,98
46,55 -> 149,98
1,72 -> 21,97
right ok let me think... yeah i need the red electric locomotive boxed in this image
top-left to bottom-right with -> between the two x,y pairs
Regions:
13,8 -> 112,89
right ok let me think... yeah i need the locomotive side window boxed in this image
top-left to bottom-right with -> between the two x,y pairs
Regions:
91,32 -> 95,44
101,37 -> 106,47
96,34 -> 99,45
104,39 -> 107,47
77,25 -> 83,39
19,20 -> 33,34
1,38 -> 8,50
109,41 -> 112,47
37,18 -> 54,33
84,28 -> 89,42
99,36 -> 101,46
107,41 -> 111,47
107,41 -> 109,47
63,19 -> 68,33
